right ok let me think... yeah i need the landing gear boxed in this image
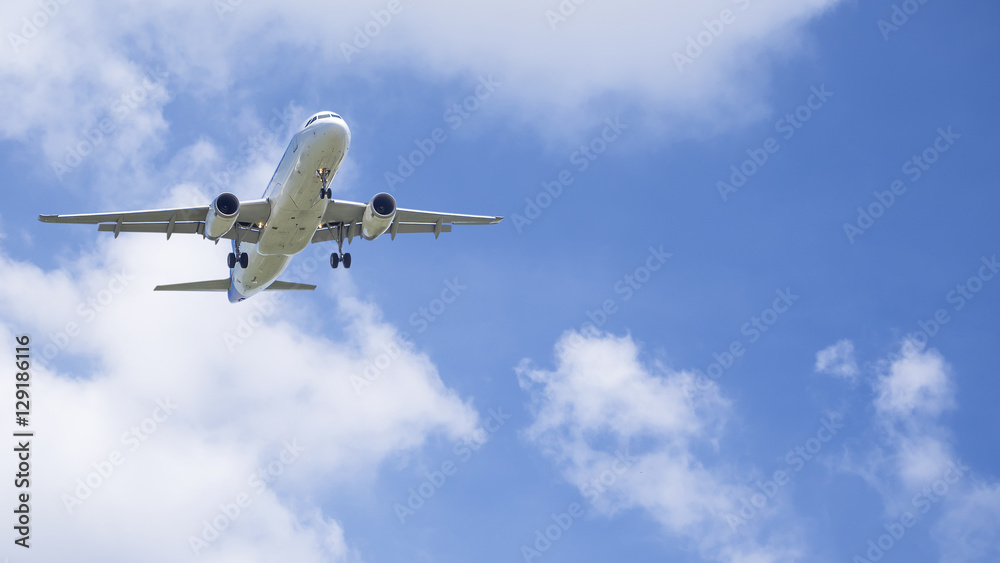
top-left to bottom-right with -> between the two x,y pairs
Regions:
229,227 -> 249,269
328,223 -> 352,269
228,252 -> 248,269
330,252 -> 351,269
316,168 -> 333,200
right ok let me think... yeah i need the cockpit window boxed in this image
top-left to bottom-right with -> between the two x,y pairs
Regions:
305,113 -> 342,127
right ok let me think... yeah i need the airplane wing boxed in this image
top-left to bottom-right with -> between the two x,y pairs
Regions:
315,200 -> 502,243
38,199 -> 273,242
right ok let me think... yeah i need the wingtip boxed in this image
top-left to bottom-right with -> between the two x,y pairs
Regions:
38,214 -> 55,223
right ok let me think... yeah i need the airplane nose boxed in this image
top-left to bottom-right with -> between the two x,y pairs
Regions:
330,117 -> 351,146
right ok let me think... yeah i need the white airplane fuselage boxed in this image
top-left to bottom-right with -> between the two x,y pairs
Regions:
228,113 -> 351,302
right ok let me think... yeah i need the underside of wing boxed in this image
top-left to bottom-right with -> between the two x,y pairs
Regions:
394,208 -> 503,225
39,198 -> 272,241
317,199 -> 502,243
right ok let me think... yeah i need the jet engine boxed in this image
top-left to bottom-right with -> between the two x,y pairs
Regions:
361,192 -> 397,240
204,192 -> 240,240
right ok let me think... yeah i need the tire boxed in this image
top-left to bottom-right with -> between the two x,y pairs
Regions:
228,253 -> 236,269
343,253 -> 352,269
239,253 -> 249,268
330,253 -> 340,269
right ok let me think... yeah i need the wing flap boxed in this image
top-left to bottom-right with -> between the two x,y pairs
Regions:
320,201 -> 502,227
97,222 -> 261,243
40,198 -> 273,233
310,222 -> 452,243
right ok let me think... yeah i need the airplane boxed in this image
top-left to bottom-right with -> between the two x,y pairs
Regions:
40,111 -> 502,303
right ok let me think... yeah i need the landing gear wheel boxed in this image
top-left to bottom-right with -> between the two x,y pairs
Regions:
239,253 -> 249,268
316,168 -> 333,200
330,253 -> 340,269
343,253 -> 352,269
228,253 -> 236,269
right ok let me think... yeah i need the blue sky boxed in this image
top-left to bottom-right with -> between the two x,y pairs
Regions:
1,0 -> 999,561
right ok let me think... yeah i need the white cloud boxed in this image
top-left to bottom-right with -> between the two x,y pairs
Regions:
0,0 -> 844,173
518,329 -> 801,562
0,199 -> 481,561
833,341 -> 1000,558
874,344 -> 953,419
814,339 -> 858,381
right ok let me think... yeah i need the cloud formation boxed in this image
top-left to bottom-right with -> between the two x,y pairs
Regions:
0,205 -> 480,561
518,329 -> 801,562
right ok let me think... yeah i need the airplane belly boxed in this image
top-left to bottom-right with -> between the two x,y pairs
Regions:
232,244 -> 290,298
257,199 -> 326,255
258,126 -> 345,256
289,129 -> 346,209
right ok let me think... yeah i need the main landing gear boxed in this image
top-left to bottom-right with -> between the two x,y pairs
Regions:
317,168 -> 333,200
330,252 -> 351,269
228,227 -> 249,269
228,252 -> 249,269
328,222 -> 351,269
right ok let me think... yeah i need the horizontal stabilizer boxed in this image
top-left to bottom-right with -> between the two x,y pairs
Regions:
154,279 -> 231,292
153,279 -> 316,292
267,281 -> 316,291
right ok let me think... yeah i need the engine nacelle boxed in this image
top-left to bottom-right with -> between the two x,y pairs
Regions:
362,192 -> 397,240
204,192 -> 240,240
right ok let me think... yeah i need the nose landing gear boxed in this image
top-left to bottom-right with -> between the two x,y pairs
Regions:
316,168 -> 333,200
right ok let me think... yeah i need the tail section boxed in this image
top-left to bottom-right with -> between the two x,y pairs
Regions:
153,279 -> 316,293
154,279 -> 231,292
